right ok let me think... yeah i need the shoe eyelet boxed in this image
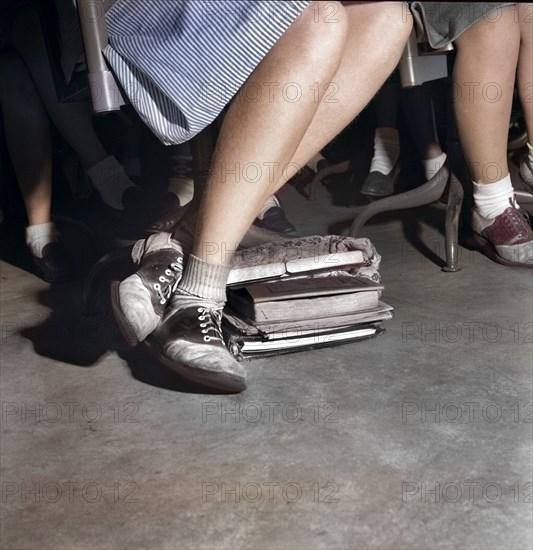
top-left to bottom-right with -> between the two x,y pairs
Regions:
154,283 -> 161,290
165,269 -> 172,276
203,336 -> 210,342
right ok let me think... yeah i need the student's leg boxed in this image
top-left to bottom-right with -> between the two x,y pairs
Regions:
454,6 -> 519,184
454,5 -> 532,266
401,85 -> 446,181
10,7 -> 137,210
0,53 -> 76,281
151,2 -> 412,391
0,52 -> 52,228
186,1 -> 413,262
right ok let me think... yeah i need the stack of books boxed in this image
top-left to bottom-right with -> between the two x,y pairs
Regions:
222,247 -> 392,360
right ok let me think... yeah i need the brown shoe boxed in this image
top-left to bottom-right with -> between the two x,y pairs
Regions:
471,206 -> 533,267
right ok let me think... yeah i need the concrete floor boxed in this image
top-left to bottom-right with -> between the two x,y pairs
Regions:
1,179 -> 532,549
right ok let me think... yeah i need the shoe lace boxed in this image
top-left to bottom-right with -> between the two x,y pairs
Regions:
197,306 -> 224,343
153,257 -> 183,305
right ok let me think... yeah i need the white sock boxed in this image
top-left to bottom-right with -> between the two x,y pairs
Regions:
527,142 -> 533,169
369,128 -> 400,175
422,152 -> 447,181
473,174 -> 517,219
306,153 -> 326,172
256,195 -> 279,220
25,222 -> 58,259
87,155 -> 136,210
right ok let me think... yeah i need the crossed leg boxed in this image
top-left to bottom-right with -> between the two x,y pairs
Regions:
115,1 -> 412,391
180,1 -> 412,264
141,1 -> 412,391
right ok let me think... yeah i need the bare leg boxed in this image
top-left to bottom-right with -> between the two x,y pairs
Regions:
454,6 -> 520,184
0,53 -> 52,226
453,6 -> 533,268
192,1 -> 412,263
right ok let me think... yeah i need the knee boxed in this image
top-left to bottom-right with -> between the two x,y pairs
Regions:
342,1 -> 412,58
294,1 -> 349,76
367,2 -> 413,46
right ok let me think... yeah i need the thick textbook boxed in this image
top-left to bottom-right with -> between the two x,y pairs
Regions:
227,274 -> 382,323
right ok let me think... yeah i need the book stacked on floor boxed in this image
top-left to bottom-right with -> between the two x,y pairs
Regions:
222,244 -> 392,360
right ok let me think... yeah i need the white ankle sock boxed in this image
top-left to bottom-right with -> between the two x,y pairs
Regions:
473,174 -> 517,219
422,152 -> 447,181
87,155 -> 136,210
369,128 -> 400,175
26,222 -> 58,259
527,142 -> 533,169
306,153 -> 326,172
176,254 -> 232,306
256,195 -> 279,220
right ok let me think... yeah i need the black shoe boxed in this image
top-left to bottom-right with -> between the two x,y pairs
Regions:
360,161 -> 401,197
146,301 -> 247,393
145,192 -> 184,233
33,242 -> 78,283
103,188 -> 184,235
253,196 -> 297,235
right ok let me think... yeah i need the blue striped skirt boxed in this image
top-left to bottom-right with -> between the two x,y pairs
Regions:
104,0 -> 310,145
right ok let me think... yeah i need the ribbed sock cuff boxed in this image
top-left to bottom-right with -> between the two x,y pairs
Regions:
178,254 -> 232,304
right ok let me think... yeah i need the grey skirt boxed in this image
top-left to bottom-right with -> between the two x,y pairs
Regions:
104,0 -> 310,145
410,2 -> 516,48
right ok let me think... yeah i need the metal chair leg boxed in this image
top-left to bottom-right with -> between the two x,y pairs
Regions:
442,172 -> 464,272
349,164 -> 450,237
309,161 -> 350,200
